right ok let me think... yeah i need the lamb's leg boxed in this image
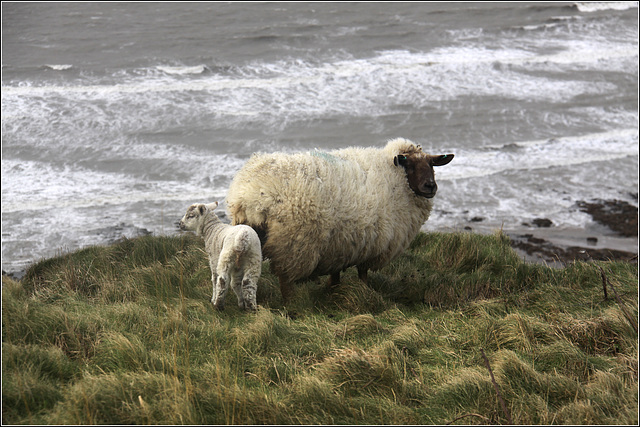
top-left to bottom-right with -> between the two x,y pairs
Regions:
209,254 -> 220,305
240,266 -> 260,311
231,277 -> 245,309
212,249 -> 236,310
212,275 -> 229,310
241,277 -> 258,311
210,272 -> 218,305
212,259 -> 230,310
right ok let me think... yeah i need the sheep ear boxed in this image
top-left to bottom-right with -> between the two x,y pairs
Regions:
198,204 -> 207,215
394,154 -> 408,167
433,154 -> 454,166
205,202 -> 219,211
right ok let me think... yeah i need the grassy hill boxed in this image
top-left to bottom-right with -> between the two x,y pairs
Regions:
2,231 -> 637,424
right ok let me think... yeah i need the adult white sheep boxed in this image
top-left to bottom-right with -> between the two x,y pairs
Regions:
179,201 -> 262,311
226,138 -> 453,302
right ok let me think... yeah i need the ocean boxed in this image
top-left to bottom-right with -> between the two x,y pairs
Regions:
2,1 -> 638,274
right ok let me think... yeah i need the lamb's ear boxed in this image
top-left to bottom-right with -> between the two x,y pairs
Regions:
205,201 -> 219,211
394,154 -> 408,167
433,154 -> 454,166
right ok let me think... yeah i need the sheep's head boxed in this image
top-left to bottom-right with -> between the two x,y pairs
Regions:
179,202 -> 219,233
394,150 -> 454,198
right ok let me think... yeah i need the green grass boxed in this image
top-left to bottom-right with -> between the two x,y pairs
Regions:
2,231 -> 637,424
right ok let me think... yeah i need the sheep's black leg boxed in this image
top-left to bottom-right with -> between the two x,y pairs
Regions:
327,272 -> 340,288
357,266 -> 368,285
279,276 -> 293,304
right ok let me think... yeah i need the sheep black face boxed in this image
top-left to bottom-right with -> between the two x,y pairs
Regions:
394,152 -> 454,198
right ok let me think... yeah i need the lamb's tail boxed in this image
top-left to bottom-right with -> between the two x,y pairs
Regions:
232,229 -> 252,267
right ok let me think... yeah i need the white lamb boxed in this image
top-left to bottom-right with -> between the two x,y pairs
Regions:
179,201 -> 262,311
226,137 -> 454,302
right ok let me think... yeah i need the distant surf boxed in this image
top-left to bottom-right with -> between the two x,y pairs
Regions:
2,2 -> 637,273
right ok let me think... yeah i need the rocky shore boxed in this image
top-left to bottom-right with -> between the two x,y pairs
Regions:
506,198 -> 638,267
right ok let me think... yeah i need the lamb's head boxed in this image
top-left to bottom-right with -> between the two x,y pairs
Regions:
394,147 -> 454,198
179,202 -> 219,233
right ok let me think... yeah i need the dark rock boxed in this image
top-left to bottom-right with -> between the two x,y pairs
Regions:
509,233 -> 637,265
2,270 -> 25,281
532,218 -> 553,228
512,198 -> 637,265
577,199 -> 638,237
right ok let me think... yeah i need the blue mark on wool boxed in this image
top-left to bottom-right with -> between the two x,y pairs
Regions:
309,149 -> 344,163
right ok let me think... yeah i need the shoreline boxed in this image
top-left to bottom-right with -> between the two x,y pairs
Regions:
463,198 -> 638,267
506,227 -> 637,268
2,199 -> 637,281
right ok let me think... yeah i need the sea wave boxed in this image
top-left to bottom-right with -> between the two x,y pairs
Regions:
156,64 -> 208,75
575,2 -> 638,13
440,129 -> 639,181
0,148 -> 243,213
44,64 -> 73,71
3,128 -> 636,215
3,42 -> 635,99
2,43 -> 636,158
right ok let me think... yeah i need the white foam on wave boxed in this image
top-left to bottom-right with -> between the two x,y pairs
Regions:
575,2 -> 638,12
6,129 -> 633,215
430,157 -> 638,233
1,159 -> 134,213
0,144 -> 245,214
442,129 -> 639,181
156,64 -> 208,75
44,64 -> 73,71
1,153 -> 236,271
0,54 -> 626,142
3,31 -> 635,107
428,127 -> 639,232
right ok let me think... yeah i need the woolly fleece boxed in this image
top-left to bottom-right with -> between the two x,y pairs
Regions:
226,138 -> 440,284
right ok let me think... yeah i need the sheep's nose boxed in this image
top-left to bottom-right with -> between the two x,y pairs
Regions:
422,183 -> 437,196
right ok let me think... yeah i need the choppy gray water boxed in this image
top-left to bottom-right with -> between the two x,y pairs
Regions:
2,2 -> 638,273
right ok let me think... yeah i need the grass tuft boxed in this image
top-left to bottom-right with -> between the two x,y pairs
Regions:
2,231 -> 637,424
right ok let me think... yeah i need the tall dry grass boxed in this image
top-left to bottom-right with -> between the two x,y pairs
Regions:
2,231 -> 637,424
